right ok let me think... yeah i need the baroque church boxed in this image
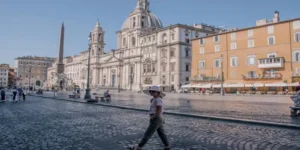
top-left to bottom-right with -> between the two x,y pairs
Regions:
47,0 -> 221,92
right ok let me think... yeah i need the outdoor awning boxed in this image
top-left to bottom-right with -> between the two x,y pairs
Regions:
227,83 -> 245,88
265,82 -> 287,87
212,84 -> 228,88
200,84 -> 212,88
288,82 -> 300,87
181,84 -> 191,88
245,83 -> 264,87
192,84 -> 202,88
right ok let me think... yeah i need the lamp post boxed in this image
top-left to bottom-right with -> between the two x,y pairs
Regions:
84,33 -> 95,102
220,54 -> 224,96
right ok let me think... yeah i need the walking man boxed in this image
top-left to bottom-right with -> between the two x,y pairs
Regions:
0,88 -> 5,102
12,87 -> 17,102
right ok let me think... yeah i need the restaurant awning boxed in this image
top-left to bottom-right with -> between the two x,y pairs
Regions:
245,83 -> 264,87
200,84 -> 212,88
227,83 -> 245,88
181,84 -> 191,88
264,82 -> 287,87
212,83 -> 228,88
288,82 -> 300,87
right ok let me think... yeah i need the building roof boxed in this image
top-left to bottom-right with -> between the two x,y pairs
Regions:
192,17 -> 300,41
15,56 -> 56,60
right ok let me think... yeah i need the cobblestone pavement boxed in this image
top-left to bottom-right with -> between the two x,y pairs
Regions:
1,97 -> 300,150
38,91 -> 300,125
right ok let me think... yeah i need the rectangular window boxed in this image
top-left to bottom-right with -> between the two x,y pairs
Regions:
185,64 -> 190,71
295,33 -> 300,42
171,75 -> 174,82
248,39 -> 254,48
214,35 -> 220,42
293,51 -> 300,62
170,63 -> 175,72
185,77 -> 189,82
230,33 -> 236,40
200,47 -> 205,54
231,42 -> 237,50
185,39 -> 190,43
162,63 -> 166,72
231,71 -> 236,78
185,49 -> 189,57
230,57 -> 238,67
247,55 -> 256,65
293,20 -> 300,30
248,29 -> 253,37
214,59 -> 221,68
200,38 -> 205,44
268,26 -> 274,34
170,51 -> 175,57
214,44 -> 220,52
268,36 -> 275,45
198,61 -> 205,69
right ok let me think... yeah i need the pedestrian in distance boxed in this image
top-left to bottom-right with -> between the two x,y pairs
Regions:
22,90 -> 26,101
17,88 -> 23,101
0,88 -> 6,102
12,87 -> 17,102
128,85 -> 170,150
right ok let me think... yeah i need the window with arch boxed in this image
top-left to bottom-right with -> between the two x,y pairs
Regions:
162,33 -> 167,44
123,38 -> 126,46
98,33 -> 101,41
141,16 -> 145,27
132,37 -> 136,47
133,17 -> 136,27
171,33 -> 175,40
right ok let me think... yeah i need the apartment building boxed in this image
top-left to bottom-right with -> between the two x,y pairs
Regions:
0,64 -> 9,87
191,11 -> 300,91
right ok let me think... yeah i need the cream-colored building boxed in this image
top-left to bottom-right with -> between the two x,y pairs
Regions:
0,64 -> 9,87
15,56 -> 55,88
47,0 -> 220,91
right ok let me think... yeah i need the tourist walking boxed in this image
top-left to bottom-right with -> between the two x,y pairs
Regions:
128,85 -> 170,150
12,87 -> 17,102
17,88 -> 23,101
0,88 -> 6,102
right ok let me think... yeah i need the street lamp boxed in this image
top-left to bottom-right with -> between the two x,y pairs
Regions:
28,56 -> 32,92
220,54 -> 224,96
84,33 -> 96,102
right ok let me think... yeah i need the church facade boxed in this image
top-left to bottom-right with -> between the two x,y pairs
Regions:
47,0 -> 221,92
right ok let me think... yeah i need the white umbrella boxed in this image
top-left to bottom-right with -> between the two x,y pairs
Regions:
200,84 -> 212,88
212,84 -> 228,88
227,83 -> 245,88
265,82 -> 287,87
245,83 -> 264,87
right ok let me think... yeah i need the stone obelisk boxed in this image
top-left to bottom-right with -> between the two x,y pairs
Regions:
56,22 -> 65,74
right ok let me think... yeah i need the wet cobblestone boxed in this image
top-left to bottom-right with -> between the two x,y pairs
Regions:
1,97 -> 300,149
39,91 -> 300,125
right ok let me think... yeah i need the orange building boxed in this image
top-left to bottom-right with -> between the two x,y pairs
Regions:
191,12 -> 300,93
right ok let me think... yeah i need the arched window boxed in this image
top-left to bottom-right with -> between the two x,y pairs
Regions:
132,37 -> 136,47
162,33 -> 167,44
133,17 -> 136,27
98,33 -> 101,41
141,16 -> 145,27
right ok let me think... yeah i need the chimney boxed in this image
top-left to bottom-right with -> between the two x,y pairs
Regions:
273,10 -> 280,23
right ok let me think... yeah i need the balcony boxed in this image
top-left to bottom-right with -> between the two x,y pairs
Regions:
258,57 -> 284,69
242,73 -> 282,80
190,76 -> 221,83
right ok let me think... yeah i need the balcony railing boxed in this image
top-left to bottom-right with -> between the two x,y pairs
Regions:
258,57 -> 284,68
190,76 -> 221,82
242,73 -> 282,80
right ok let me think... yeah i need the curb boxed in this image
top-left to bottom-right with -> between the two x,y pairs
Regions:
30,95 -> 300,130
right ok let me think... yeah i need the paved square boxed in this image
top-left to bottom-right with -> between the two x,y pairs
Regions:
0,97 -> 300,150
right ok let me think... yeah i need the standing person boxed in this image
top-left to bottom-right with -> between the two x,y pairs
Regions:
17,88 -> 23,101
12,87 -> 17,102
0,88 -> 6,102
128,85 -> 170,150
22,90 -> 26,101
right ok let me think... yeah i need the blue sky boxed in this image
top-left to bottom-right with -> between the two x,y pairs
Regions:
0,0 -> 299,66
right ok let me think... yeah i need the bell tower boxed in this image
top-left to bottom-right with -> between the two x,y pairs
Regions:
91,20 -> 105,56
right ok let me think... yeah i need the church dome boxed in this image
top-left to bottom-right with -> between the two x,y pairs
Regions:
121,12 -> 163,30
121,0 -> 163,30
